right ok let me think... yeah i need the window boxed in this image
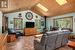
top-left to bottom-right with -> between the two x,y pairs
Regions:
0,0 -> 8,8
54,16 -> 73,30
14,18 -> 23,30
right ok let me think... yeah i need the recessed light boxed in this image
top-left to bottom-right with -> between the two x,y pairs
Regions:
36,3 -> 48,12
56,0 -> 67,5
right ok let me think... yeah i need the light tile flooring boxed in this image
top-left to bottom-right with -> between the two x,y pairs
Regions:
7,36 -> 72,50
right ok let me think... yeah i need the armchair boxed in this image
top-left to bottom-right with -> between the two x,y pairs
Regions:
8,28 -> 16,34
8,28 -> 23,38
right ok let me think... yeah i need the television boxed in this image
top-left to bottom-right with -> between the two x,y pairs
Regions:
26,22 -> 35,28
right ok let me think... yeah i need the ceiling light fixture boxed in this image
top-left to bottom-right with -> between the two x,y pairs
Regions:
36,3 -> 48,12
56,0 -> 67,5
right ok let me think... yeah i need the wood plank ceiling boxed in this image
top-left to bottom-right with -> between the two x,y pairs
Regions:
0,0 -> 75,17
0,0 -> 39,13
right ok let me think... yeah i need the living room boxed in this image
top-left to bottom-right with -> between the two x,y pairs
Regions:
0,0 -> 75,50
3,10 -> 45,35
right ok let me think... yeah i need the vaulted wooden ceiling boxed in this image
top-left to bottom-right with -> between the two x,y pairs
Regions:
0,0 -> 39,13
0,0 -> 75,17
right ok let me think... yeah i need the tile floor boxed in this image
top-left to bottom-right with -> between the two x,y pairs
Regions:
7,36 -> 72,50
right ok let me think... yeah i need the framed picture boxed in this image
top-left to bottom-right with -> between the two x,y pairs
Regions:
35,19 -> 41,29
14,18 -> 23,30
41,21 -> 44,26
10,20 -> 13,24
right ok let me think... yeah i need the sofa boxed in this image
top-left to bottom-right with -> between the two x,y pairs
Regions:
34,30 -> 70,50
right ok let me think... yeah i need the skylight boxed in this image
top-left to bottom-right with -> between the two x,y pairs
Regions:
36,3 -> 48,12
56,0 -> 67,5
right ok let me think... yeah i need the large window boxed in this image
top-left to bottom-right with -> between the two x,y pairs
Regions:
53,16 -> 73,30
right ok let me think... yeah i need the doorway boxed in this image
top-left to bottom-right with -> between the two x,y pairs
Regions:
2,16 -> 8,33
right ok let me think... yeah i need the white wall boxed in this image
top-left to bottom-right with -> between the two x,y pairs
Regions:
4,10 -> 45,32
0,11 -> 2,33
46,13 -> 75,33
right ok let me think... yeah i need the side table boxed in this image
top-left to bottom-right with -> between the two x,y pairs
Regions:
7,34 -> 16,43
67,41 -> 75,50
